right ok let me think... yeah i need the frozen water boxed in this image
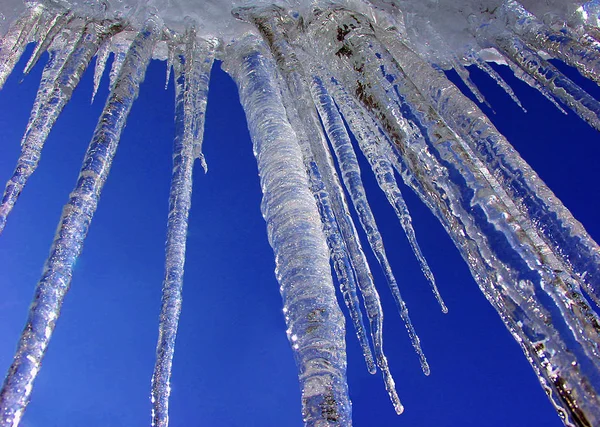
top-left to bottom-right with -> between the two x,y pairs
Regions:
0,0 -> 599,426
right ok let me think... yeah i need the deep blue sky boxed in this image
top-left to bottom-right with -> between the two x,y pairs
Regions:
0,43 -> 598,427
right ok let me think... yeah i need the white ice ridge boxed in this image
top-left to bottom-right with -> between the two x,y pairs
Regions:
0,0 -> 591,62
1,0 -> 600,426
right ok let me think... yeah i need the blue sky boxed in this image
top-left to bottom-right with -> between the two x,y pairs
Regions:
0,44 -> 599,427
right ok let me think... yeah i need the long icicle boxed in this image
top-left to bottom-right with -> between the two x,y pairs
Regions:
280,60 -> 377,375
309,65 -> 437,376
150,27 -> 215,427
324,203 -> 377,375
223,33 -> 351,426
0,4 -> 45,89
319,72 -> 448,313
0,20 -> 120,235
0,17 -> 159,426
268,41 -> 376,375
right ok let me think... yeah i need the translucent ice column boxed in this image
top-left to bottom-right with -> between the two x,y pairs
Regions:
0,17 -> 160,426
150,25 -> 215,427
223,33 -> 350,426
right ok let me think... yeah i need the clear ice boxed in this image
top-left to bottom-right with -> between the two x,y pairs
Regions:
0,0 -> 599,426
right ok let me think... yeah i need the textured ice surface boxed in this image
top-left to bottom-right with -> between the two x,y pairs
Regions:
1,0 -> 600,426
0,0 -> 588,64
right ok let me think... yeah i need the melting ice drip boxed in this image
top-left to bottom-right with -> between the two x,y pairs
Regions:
0,0 -> 599,426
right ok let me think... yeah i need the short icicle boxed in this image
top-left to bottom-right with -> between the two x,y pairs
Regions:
0,17 -> 160,426
180,29 -> 216,171
450,57 -> 491,109
223,33 -> 351,426
0,20 -> 120,235
150,26 -> 215,427
471,52 -> 526,112
22,11 -> 72,76
164,40 -> 174,90
108,36 -> 133,89
91,40 -> 111,103
24,24 -> 85,136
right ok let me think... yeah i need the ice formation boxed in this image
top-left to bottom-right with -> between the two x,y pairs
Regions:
0,0 -> 599,426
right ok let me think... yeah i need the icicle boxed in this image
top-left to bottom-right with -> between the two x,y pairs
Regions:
310,69 -> 447,327
502,0 -> 600,87
304,9 -> 600,424
274,52 -> 378,373
386,36 -> 600,368
223,33 -> 351,426
270,49 -> 377,373
24,26 -> 84,136
471,52 -> 526,112
0,18 -> 160,426
304,76 -> 377,374
450,57 -> 491,109
0,21 -> 119,235
164,41 -> 174,90
477,26 -> 600,131
380,28 -> 600,309
0,4 -> 44,89
379,18 -> 600,369
150,26 -> 215,427
91,40 -> 111,103
313,160 -> 376,375
241,7 -> 417,411
176,25 -> 216,172
22,11 -> 72,76
320,72 -> 448,313
505,56 -> 568,114
109,35 -> 133,89
237,9 -> 378,377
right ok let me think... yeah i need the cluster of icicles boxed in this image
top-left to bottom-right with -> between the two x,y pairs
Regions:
0,0 -> 599,426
